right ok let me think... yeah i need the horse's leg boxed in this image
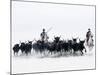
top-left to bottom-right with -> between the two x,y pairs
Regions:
73,51 -> 75,55
50,50 -> 52,55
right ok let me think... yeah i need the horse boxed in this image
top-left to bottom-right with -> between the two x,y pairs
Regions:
85,35 -> 94,51
87,36 -> 94,46
33,40 -> 49,54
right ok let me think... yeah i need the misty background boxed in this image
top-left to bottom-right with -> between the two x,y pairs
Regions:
12,1 -> 95,44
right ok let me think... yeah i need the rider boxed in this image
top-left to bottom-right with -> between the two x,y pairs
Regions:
86,28 -> 93,44
40,28 -> 49,43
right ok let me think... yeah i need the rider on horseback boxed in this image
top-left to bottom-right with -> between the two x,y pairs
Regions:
40,28 -> 49,43
86,28 -> 93,45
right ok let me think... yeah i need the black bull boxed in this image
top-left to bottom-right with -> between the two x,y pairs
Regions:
13,38 -> 87,56
13,41 -> 33,55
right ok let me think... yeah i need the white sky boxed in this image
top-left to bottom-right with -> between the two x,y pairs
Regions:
12,1 -> 95,44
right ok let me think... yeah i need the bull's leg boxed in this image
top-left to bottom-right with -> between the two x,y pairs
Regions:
85,48 -> 87,53
83,47 -> 87,53
14,52 -> 16,56
54,51 -> 57,54
69,49 -> 72,55
26,51 -> 28,56
21,50 -> 24,54
73,50 -> 77,56
50,51 -> 52,55
73,50 -> 75,55
16,52 -> 18,56
73,51 -> 75,55
51,51 -> 54,55
40,50 -> 43,54
51,51 -> 53,55
81,50 -> 84,55
29,49 -> 31,55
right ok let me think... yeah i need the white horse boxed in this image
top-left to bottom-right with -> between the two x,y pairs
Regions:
85,35 -> 94,52
88,36 -> 94,46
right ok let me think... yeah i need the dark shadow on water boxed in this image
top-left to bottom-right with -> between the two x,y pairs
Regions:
36,52 -> 87,59
13,51 -> 93,59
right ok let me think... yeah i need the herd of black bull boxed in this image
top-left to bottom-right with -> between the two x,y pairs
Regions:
13,36 -> 87,56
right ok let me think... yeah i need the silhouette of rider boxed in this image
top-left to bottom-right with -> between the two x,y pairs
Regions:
86,28 -> 93,44
40,28 -> 49,43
